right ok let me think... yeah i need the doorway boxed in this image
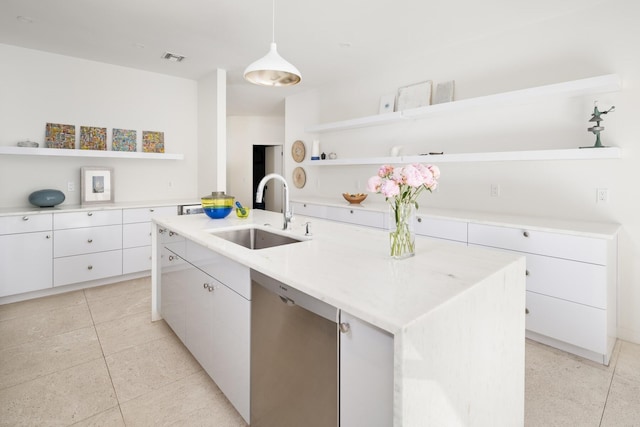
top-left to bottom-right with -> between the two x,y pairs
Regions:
253,145 -> 283,212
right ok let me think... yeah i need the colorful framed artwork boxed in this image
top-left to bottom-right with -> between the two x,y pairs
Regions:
45,123 -> 76,149
80,166 -> 114,205
142,131 -> 165,153
79,126 -> 107,150
112,129 -> 137,152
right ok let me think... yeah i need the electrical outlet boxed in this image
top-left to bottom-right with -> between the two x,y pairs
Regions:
67,181 -> 75,192
596,188 -> 609,203
490,184 -> 501,197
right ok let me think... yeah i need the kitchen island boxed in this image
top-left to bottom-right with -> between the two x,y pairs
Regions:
151,209 -> 526,426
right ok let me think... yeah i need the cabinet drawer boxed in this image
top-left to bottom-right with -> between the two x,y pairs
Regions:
525,253 -> 607,309
55,225 -> 122,257
416,216 -> 467,243
326,206 -> 384,229
53,250 -> 122,286
158,227 -> 184,244
0,214 -> 52,235
123,206 -> 177,223
525,291 -> 607,354
162,246 -> 186,268
186,240 -> 250,299
123,222 -> 152,248
123,246 -> 152,274
291,202 -> 327,219
468,223 -> 607,265
54,210 -> 122,230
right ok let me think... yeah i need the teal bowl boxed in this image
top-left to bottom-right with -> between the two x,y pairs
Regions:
29,189 -> 65,207
204,206 -> 233,219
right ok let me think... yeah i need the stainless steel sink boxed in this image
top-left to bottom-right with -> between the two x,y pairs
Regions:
211,227 -> 303,250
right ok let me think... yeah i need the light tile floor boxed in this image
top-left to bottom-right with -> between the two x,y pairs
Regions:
1,277 -> 638,426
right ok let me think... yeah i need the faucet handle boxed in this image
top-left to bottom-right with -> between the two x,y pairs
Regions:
304,222 -> 312,236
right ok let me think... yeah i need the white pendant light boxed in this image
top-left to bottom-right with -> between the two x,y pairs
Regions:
244,0 -> 301,86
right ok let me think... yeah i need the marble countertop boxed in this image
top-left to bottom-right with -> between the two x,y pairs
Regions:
153,209 -> 524,334
292,196 -> 620,239
0,199 -> 199,217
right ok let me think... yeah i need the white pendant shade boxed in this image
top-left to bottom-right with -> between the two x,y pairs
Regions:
244,42 -> 301,86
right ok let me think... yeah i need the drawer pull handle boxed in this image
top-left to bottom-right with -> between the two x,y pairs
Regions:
203,283 -> 208,289
303,204 -> 307,207
46,235 -> 51,239
87,265 -> 93,270
169,231 -> 176,237
207,285 -> 215,292
158,228 -> 166,234
88,212 -> 93,217
22,216 -> 29,221
150,209 -> 155,212
525,308 -> 530,315
417,217 -> 422,223
87,239 -> 93,243
339,322 -> 351,334
350,210 -> 354,214
168,255 -> 175,261
525,270 -> 530,276
523,231 -> 530,238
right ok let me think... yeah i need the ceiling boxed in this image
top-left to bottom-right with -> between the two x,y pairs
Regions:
0,0 -> 605,116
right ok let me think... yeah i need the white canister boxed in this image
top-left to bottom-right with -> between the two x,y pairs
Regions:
311,140 -> 320,160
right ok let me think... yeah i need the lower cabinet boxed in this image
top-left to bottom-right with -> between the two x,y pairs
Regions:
340,311 -> 394,427
160,245 -> 250,423
0,231 -> 53,297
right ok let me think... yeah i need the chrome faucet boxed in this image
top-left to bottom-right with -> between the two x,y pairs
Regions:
256,173 -> 292,230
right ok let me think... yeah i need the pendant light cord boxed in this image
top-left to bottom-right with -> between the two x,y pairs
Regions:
271,0 -> 275,43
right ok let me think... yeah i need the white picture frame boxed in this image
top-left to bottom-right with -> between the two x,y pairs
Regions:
80,166 -> 114,205
379,94 -> 396,114
433,80 -> 455,104
396,80 -> 432,111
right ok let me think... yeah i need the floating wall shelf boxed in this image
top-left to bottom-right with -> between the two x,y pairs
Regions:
305,74 -> 621,133
302,147 -> 621,166
0,146 -> 184,160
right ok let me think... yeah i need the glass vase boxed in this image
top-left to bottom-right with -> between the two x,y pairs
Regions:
389,201 -> 416,259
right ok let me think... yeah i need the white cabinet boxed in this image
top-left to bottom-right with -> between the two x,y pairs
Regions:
326,205 -> 385,229
415,215 -> 468,244
468,222 -> 617,364
159,242 -> 250,423
0,214 -> 53,297
123,206 -> 177,274
53,210 -> 123,287
340,311 -> 394,427
291,201 -> 327,219
160,246 -> 188,342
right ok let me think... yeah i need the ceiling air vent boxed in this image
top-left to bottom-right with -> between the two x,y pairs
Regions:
161,52 -> 186,62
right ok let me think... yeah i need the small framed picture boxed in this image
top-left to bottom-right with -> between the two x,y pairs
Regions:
80,166 -> 114,205
379,94 -> 396,114
396,80 -> 432,111
433,80 -> 455,104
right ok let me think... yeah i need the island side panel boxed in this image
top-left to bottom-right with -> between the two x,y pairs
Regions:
396,257 -> 526,426
151,222 -> 162,321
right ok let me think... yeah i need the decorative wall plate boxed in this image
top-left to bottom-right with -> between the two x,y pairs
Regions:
292,167 -> 306,188
292,140 -> 305,163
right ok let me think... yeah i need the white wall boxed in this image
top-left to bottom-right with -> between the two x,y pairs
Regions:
0,44 -> 199,207
227,116 -> 284,207
285,0 -> 640,343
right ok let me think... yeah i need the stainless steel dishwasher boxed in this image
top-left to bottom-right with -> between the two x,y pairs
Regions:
250,269 -> 338,427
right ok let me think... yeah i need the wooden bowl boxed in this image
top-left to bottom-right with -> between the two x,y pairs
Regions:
342,193 -> 368,204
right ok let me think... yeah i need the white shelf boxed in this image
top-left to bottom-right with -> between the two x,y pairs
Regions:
302,147 -> 621,165
305,74 -> 621,133
0,146 -> 184,160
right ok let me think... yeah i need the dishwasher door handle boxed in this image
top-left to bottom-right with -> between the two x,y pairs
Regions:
279,295 -> 296,306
